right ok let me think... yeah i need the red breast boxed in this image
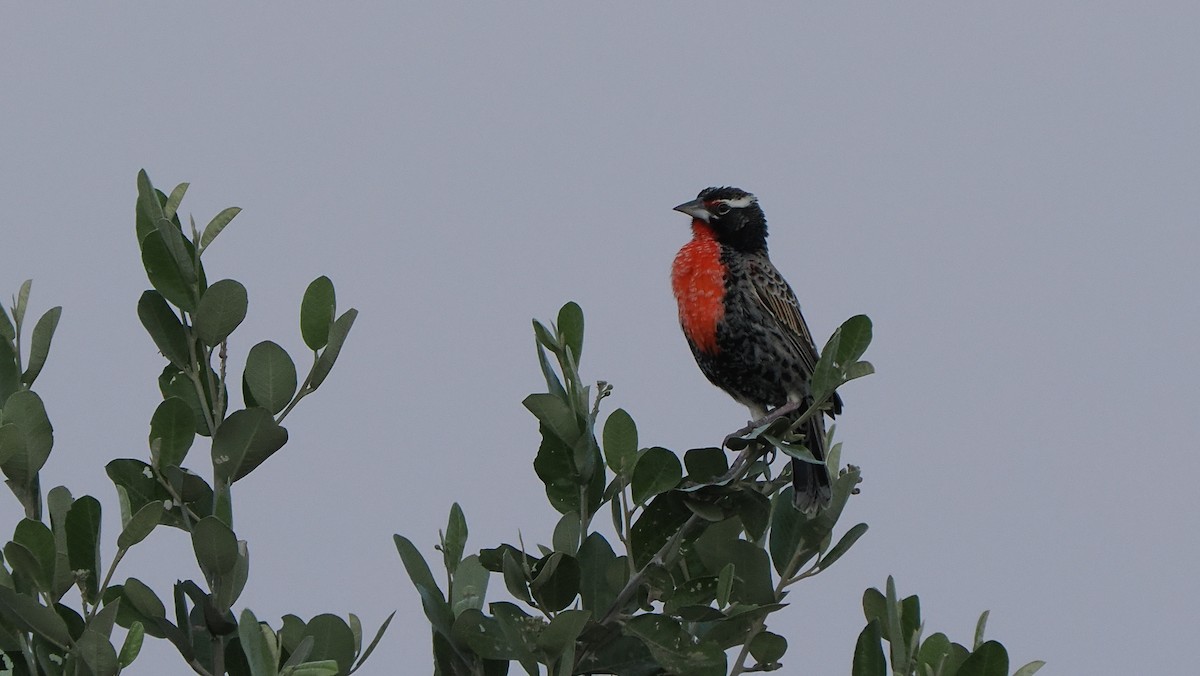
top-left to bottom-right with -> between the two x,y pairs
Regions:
671,220 -> 727,355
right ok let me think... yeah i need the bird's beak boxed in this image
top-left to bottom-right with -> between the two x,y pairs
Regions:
674,198 -> 712,222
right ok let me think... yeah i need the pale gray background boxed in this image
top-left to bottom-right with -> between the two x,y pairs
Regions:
2,3 -> 1197,674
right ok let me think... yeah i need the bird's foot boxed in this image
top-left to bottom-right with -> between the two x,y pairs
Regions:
752,401 -> 802,428
722,401 -> 803,451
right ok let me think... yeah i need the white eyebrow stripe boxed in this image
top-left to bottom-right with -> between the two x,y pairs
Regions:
719,195 -> 757,208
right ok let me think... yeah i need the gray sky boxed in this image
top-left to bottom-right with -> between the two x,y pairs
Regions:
2,3 -> 1197,673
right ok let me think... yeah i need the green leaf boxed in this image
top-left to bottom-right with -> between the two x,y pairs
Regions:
0,424 -> 24,479
118,620 -> 145,668
140,230 -> 200,311
13,279 -> 32,327
47,484 -> 74,597
200,207 -> 242,252
150,397 -> 196,469
523,393 -> 581,448
13,519 -> 55,590
577,533 -> 617,613
238,609 -> 278,676
534,338 -> 567,400
749,631 -> 788,665
819,523 -> 868,572
118,501 -> 164,549
309,308 -> 357,389
557,301 -> 584,364
450,555 -> 489,617
279,614 -> 308,655
158,364 -> 220,436
217,541 -> 250,612
532,319 -> 560,352
631,447 -> 682,505
21,305 -> 61,385
974,609 -> 989,650
812,314 -> 873,399
862,587 -> 886,627
121,577 -> 167,622
0,584 -> 71,647
163,182 -> 189,220
852,620 -> 886,676
3,541 -> 44,591
683,497 -> 725,522
491,602 -> 542,675
958,640 -> 1009,676
901,594 -> 922,658
394,534 -> 453,639
884,577 -> 909,670
442,502 -> 468,575
534,431 -> 578,515
844,361 -> 875,382
530,552 -> 580,612
352,611 -> 395,673
582,635 -> 658,676
211,407 -> 289,484
300,276 -> 336,351
730,489 -> 771,542
684,447 -> 728,483
695,520 -> 776,605
66,495 -> 102,602
135,170 -> 164,242
452,608 -> 513,661
602,408 -> 638,475
625,614 -> 726,676
244,341 -> 298,415
833,314 -> 872,364
0,334 -> 17,405
303,614 -> 357,675
537,608 -> 590,656
0,303 -> 13,342
0,390 -> 54,486
76,627 -> 120,676
769,468 -> 862,577
155,217 -> 197,285
501,549 -> 532,604
107,459 -> 189,531
194,279 -> 248,346
664,576 -> 719,618
285,662 -> 340,676
1013,660 -> 1047,676
192,516 -> 239,581
630,492 -> 690,569
918,632 -> 953,673
286,633 -> 318,667
716,563 -> 734,609
552,511 -> 581,555
137,291 -> 189,368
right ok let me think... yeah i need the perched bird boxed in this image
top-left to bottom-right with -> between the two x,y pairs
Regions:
670,186 -> 841,512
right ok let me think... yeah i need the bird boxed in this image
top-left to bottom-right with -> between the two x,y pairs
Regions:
670,186 -> 841,513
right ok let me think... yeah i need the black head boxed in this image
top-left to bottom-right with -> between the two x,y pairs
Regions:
674,186 -> 768,252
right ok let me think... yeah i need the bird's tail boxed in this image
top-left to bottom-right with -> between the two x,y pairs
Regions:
791,411 -> 833,514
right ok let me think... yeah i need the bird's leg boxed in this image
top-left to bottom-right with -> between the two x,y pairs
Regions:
755,400 -> 802,427
722,400 -> 803,450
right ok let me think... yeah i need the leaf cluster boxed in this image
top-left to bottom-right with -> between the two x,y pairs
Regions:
853,577 -> 1045,676
396,303 -> 875,675
0,172 -> 385,675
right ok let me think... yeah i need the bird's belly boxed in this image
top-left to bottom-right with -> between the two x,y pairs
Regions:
698,301 -> 809,408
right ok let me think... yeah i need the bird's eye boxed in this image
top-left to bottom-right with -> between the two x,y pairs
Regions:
715,203 -> 731,215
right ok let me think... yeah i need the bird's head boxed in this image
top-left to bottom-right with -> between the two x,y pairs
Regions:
674,186 -> 768,252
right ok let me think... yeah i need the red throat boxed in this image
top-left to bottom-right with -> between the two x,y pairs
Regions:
671,220 -> 726,355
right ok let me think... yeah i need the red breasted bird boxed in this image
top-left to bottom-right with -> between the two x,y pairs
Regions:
671,186 -> 841,512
